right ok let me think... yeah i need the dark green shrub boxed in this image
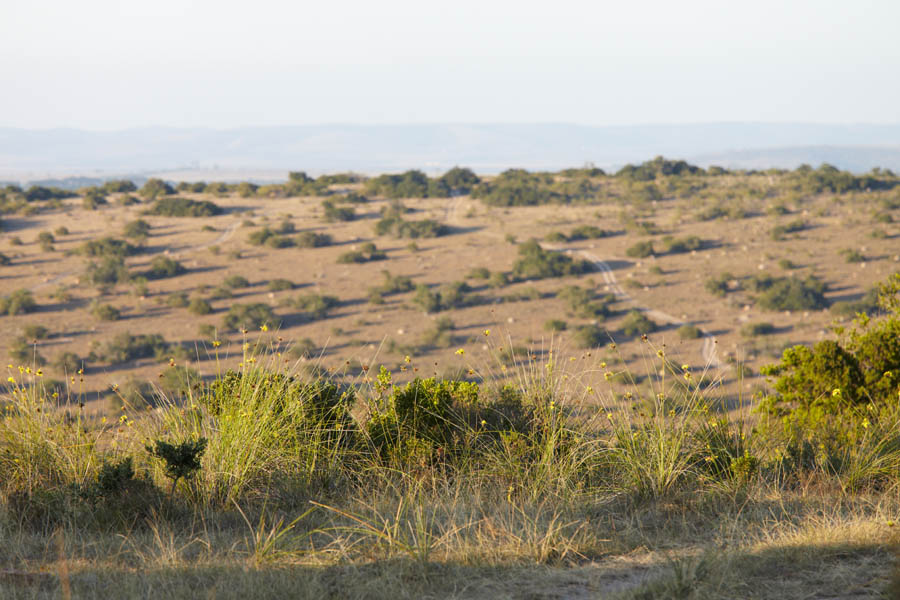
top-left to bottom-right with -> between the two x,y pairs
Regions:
145,197 -> 222,217
146,256 -> 186,279
756,276 -> 827,311
146,437 -> 207,498
544,319 -> 567,332
139,178 -> 174,199
663,235 -> 702,254
840,248 -> 865,263
620,310 -> 658,338
511,240 -> 591,280
223,303 -> 279,331
573,324 -> 606,348
337,242 -> 386,264
158,365 -> 201,399
8,336 -> 45,366
188,298 -> 212,315
285,294 -> 339,321
166,292 -> 189,308
625,241 -> 655,258
741,322 -> 775,337
322,200 -> 355,222
466,267 -> 491,280
22,324 -> 49,340
97,333 -> 169,364
296,231 -> 332,248
0,289 -> 37,316
677,324 -> 703,339
53,351 -> 82,375
91,302 -> 121,321
86,256 -> 130,286
558,285 -> 614,319
223,274 -> 250,289
123,219 -> 151,240
267,279 -> 295,291
77,237 -> 138,258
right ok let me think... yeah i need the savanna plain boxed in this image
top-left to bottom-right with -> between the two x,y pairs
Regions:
2,159 -> 900,598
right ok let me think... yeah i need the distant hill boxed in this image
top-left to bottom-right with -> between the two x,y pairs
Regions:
3,123 -> 900,182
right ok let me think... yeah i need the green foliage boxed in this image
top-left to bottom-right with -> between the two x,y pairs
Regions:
365,170 -> 430,198
97,332 -> 169,363
166,292 -> 189,308
295,231 -> 332,248
284,294 -> 339,321
466,267 -> 491,280
22,324 -> 49,340
368,270 -> 414,297
223,274 -> 250,289
662,235 -> 703,254
375,204 -> 447,238
8,336 -> 45,366
158,365 -> 201,399
0,289 -> 37,316
615,156 -> 702,180
741,322 -> 775,337
626,241 -> 655,258
544,319 -> 567,332
86,256 -> 130,286
473,169 -> 579,206
558,285 -> 614,319
322,199 -> 356,222
78,237 -> 139,258
101,179 -> 137,194
770,219 -> 807,241
756,275 -> 828,311
412,282 -> 474,313
146,256 -> 187,279
90,301 -> 121,321
511,240 -> 591,280
573,324 -> 606,348
145,197 -> 222,217
146,437 -> 207,497
267,278 -> 295,291
620,310 -> 658,338
337,242 -> 386,264
840,248 -> 865,263
188,298 -> 212,315
123,219 -> 151,240
677,324 -> 703,339
830,287 -> 880,317
223,303 -> 279,331
139,178 -> 175,199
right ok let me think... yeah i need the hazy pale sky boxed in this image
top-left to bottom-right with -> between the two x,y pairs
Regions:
3,0 -> 899,130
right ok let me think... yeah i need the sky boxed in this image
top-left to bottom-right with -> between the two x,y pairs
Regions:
3,0 -> 900,130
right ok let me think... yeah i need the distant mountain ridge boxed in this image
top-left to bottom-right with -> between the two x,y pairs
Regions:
2,123 -> 900,183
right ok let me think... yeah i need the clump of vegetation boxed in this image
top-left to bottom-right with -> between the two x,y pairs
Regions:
375,205 -> 447,239
91,301 -> 121,321
247,226 -> 295,248
188,298 -> 213,315
573,324 -> 606,348
756,275 -> 828,311
145,197 -> 222,217
337,242 -> 387,263
626,241 -> 655,258
95,332 -> 170,363
840,248 -> 865,263
223,274 -> 251,289
77,237 -> 139,258
511,240 -> 591,280
295,231 -> 333,248
123,219 -> 151,241
412,282 -> 475,313
322,199 -> 356,222
466,267 -> 491,280
22,324 -> 49,340
284,294 -> 339,321
705,272 -> 736,297
86,256 -> 130,287
544,319 -> 567,331
139,178 -> 175,199
145,256 -> 187,280
267,278 -> 295,291
770,219 -> 807,241
741,322 -> 776,337
677,324 -> 703,339
558,285 -> 614,319
37,231 -> 55,252
0,289 -> 37,316
662,235 -> 703,254
368,270 -> 414,299
223,303 -> 279,331
620,310 -> 658,338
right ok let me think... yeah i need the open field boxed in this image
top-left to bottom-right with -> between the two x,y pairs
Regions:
2,160 -> 900,598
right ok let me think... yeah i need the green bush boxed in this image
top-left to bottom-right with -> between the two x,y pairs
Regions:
97,332 -> 169,363
166,293 -> 189,308
284,294 -> 338,321
296,231 -> 332,248
620,310 -> 658,338
77,237 -> 139,258
188,298 -> 212,315
139,178 -> 174,199
91,302 -> 121,321
677,324 -> 703,339
756,276 -> 827,311
267,279 -> 295,291
86,256 -> 130,286
573,324 -> 606,348
145,197 -> 222,217
0,289 -> 37,316
741,322 -> 775,337
663,235 -> 703,254
375,214 -> 447,239
558,285 -> 614,319
511,240 -> 591,280
123,219 -> 151,240
223,303 -> 279,331
223,274 -> 250,289
626,241 -> 655,258
146,256 -> 186,280
8,336 -> 46,366
322,200 -> 356,222
544,319 -> 567,332
412,282 -> 474,313
22,324 -> 49,340
840,248 -> 865,263
337,242 -> 386,264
